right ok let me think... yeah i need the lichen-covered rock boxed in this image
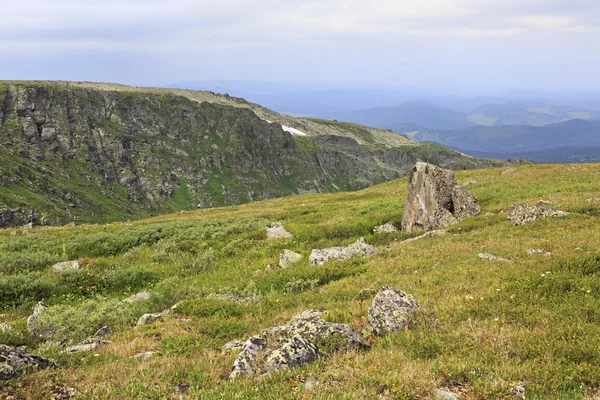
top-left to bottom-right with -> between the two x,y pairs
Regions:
373,223 -> 398,234
401,162 -> 480,233
266,222 -> 293,239
222,340 -> 244,355
61,326 -> 113,354
309,237 -> 378,266
229,309 -> 369,379
26,301 -> 48,336
123,289 -> 151,303
368,287 -> 420,337
51,260 -> 80,271
136,310 -> 170,327
279,250 -> 303,268
508,203 -> 569,226
0,345 -> 58,381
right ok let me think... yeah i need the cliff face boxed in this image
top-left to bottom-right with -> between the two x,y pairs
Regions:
0,83 -> 508,226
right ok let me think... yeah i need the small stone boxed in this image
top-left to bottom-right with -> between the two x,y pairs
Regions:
502,168 -> 517,175
575,247 -> 585,251
586,198 -> 600,204
221,340 -> 243,355
536,200 -> 554,207
253,269 -> 262,276
123,289 -> 150,303
27,301 -> 48,335
527,249 -> 550,256
401,230 -> 447,244
357,288 -> 378,300
304,376 -> 319,392
367,286 -> 420,337
462,179 -> 479,186
479,253 -> 511,262
206,292 -> 260,305
373,223 -> 398,234
279,250 -> 303,268
0,322 -> 14,333
51,260 -> 80,271
133,351 -> 156,360
309,237 -> 378,266
509,382 -> 526,399
50,385 -> 77,400
266,222 -> 293,239
434,389 -> 459,400
136,310 -> 170,327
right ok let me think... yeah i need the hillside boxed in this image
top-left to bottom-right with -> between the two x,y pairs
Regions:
0,81 -> 508,227
394,119 -> 600,154
1,164 -> 599,398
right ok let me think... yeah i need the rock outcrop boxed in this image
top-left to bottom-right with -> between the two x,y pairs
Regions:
508,203 -> 569,226
266,222 -> 293,239
229,309 -> 369,379
0,345 -> 58,381
279,250 -> 303,268
368,287 -> 421,337
401,162 -> 480,233
309,237 -> 378,266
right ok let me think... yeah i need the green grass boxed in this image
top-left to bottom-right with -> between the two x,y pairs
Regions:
0,163 -> 599,399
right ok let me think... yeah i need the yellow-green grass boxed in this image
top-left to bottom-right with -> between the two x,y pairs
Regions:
1,163 -> 599,399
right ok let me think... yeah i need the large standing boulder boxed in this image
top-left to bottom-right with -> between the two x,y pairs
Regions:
368,287 -> 421,337
229,309 -> 369,379
309,237 -> 379,266
0,345 -> 58,381
401,163 -> 480,233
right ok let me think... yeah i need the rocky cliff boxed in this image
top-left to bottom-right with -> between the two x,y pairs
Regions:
0,82 -> 512,226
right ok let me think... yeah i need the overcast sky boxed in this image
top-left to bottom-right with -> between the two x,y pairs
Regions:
2,0 -> 599,91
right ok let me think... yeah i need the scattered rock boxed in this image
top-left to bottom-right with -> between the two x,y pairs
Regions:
508,203 -> 569,226
509,382 -> 526,399
586,198 -> 600,204
373,223 -> 398,234
575,247 -> 585,251
502,168 -> 517,175
536,200 -> 554,207
133,351 -> 156,360
61,326 -> 113,354
123,289 -> 151,303
279,250 -> 303,268
207,292 -> 260,305
434,389 -> 459,400
462,179 -> 479,186
309,237 -> 378,266
50,385 -> 77,400
527,249 -> 551,256
229,309 -> 369,379
401,162 -> 480,233
368,286 -> 421,337
0,323 -> 14,333
479,253 -> 512,262
136,310 -> 170,327
26,301 -> 48,336
0,345 -> 58,381
222,340 -> 244,355
174,384 -> 191,393
401,229 -> 447,244
51,260 -> 80,272
266,222 -> 293,239
304,376 -> 320,392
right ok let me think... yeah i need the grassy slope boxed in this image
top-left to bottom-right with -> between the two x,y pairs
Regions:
1,164 -> 599,399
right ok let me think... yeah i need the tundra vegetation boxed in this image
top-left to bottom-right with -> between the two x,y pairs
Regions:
1,163 -> 599,399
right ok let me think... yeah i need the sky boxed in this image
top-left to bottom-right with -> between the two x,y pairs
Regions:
2,0 -> 600,91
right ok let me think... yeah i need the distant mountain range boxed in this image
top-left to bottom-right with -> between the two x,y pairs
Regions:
392,119 -> 600,163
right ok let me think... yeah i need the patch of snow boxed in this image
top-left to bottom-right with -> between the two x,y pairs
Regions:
262,119 -> 308,136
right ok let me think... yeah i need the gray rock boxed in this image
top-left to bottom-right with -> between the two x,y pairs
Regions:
0,323 -> 13,333
368,286 -> 421,337
60,326 -> 113,354
136,310 -> 170,327
373,223 -> 398,234
26,301 -> 48,336
479,253 -> 512,262
536,200 -> 554,207
401,230 -> 447,244
206,292 -> 260,305
401,162 -> 480,233
266,222 -> 293,239
502,168 -> 517,175
527,249 -> 551,256
123,289 -> 151,303
508,203 -> 569,226
133,351 -> 156,360
51,260 -> 79,271
304,376 -> 319,392
587,198 -> 600,204
221,340 -> 244,355
229,309 -> 369,379
309,237 -> 378,266
434,389 -> 459,400
279,250 -> 303,268
0,345 -> 58,381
